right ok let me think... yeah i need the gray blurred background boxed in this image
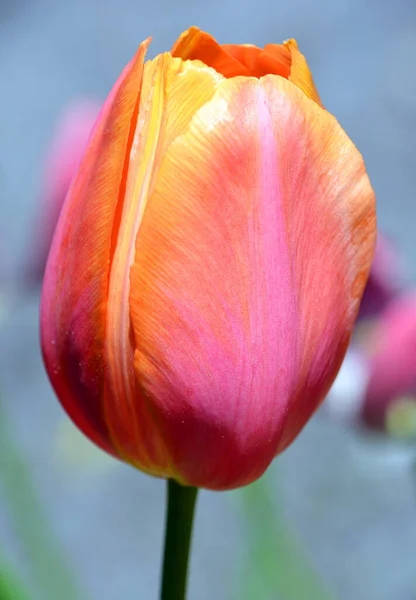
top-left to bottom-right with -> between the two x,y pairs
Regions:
0,1 -> 415,599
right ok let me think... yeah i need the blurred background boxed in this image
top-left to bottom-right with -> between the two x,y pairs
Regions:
0,1 -> 416,599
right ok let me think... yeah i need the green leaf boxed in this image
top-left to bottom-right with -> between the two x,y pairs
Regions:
0,395 -> 86,600
0,557 -> 30,600
234,469 -> 337,600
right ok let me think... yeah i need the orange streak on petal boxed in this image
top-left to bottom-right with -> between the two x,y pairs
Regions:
40,39 -> 150,456
104,53 -> 222,475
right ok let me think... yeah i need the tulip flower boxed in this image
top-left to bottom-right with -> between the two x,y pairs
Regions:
41,27 -> 376,492
358,234 -> 403,321
26,101 -> 100,284
361,293 -> 416,436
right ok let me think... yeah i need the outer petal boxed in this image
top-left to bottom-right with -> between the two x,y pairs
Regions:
127,76 -> 375,489
40,40 -> 150,455
103,54 -> 223,474
261,75 -> 375,452
283,39 -> 322,105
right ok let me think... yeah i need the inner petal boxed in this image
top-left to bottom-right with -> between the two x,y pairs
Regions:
172,27 -> 293,79
171,27 -> 252,77
223,44 -> 291,78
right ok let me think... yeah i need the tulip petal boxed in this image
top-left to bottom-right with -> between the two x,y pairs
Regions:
103,54 -> 223,474
172,27 -> 321,107
260,75 -> 374,450
171,26 -> 252,77
128,76 -> 375,488
222,43 -> 291,78
41,40 -> 150,455
172,27 -> 291,80
283,39 -> 322,105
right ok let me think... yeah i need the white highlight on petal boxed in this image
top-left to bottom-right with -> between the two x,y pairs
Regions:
195,97 -> 232,132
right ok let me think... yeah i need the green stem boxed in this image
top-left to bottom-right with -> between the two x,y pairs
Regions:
160,479 -> 198,600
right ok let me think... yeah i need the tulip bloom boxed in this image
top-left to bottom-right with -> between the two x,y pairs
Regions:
27,102 -> 100,284
41,27 -> 376,490
362,294 -> 416,436
358,234 -> 403,321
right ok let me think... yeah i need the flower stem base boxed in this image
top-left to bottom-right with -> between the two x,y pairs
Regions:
160,479 -> 198,600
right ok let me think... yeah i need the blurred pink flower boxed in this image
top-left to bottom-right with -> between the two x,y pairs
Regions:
26,101 -> 100,284
325,348 -> 369,424
358,234 -> 403,320
361,293 -> 416,436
